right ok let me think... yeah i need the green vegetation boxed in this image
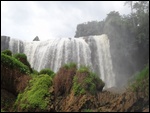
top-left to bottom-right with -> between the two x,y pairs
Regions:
2,49 -> 12,56
1,53 -> 30,74
63,62 -> 77,69
84,72 -> 105,94
14,74 -> 52,111
1,109 -> 5,112
82,109 -> 93,112
78,65 -> 90,73
13,53 -> 27,60
73,76 -> 86,95
32,69 -> 39,75
130,65 -> 149,97
13,53 -> 32,72
75,1 -> 149,71
39,68 -> 55,78
73,66 -> 105,95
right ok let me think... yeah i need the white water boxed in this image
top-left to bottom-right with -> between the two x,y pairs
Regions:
7,34 -> 116,88
93,35 -> 115,88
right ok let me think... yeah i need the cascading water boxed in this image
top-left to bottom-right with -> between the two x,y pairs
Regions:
92,35 -> 115,88
23,38 -> 92,72
2,34 -> 116,88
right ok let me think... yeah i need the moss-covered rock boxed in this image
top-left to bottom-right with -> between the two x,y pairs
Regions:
39,68 -> 55,78
14,74 -> 53,112
2,49 -> 12,56
73,66 -> 105,95
13,53 -> 32,73
1,53 -> 31,95
1,53 -> 30,74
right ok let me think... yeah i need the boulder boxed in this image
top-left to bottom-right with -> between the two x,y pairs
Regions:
33,36 -> 40,41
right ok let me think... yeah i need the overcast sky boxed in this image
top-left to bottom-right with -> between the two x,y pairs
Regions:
1,1 -> 131,41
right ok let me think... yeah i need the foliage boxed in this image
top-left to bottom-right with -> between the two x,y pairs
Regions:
130,65 -> 149,97
2,49 -> 12,56
30,73 -> 38,78
78,65 -> 90,73
1,53 -> 30,74
13,53 -> 32,73
82,109 -> 93,112
75,20 -> 104,37
1,109 -> 5,112
73,76 -> 86,95
14,74 -> 52,111
13,53 -> 27,60
73,66 -> 105,95
84,72 -> 105,94
75,1 -> 149,69
39,68 -> 55,78
32,69 -> 39,75
63,62 -> 77,69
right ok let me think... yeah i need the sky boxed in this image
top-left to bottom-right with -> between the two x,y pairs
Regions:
1,1 -> 131,41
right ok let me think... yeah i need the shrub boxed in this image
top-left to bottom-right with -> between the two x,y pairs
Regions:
78,65 -> 90,73
63,62 -> 77,69
82,109 -> 93,112
2,49 -> 12,56
130,65 -> 149,97
39,68 -> 55,78
32,69 -> 39,75
73,66 -> 105,95
14,74 -> 52,111
73,76 -> 86,95
1,109 -> 5,112
13,53 -> 32,73
1,53 -> 30,74
13,53 -> 27,59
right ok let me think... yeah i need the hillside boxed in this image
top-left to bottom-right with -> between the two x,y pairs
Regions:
1,50 -> 149,112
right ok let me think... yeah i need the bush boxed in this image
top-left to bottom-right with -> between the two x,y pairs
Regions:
1,109 -> 5,112
130,65 -> 149,97
73,66 -> 105,95
39,68 -> 55,78
13,53 -> 32,73
2,49 -> 12,56
63,62 -> 77,69
13,53 -> 27,60
14,74 -> 52,111
32,69 -> 39,75
82,109 -> 93,112
73,76 -> 86,95
1,53 -> 30,74
78,65 -> 90,73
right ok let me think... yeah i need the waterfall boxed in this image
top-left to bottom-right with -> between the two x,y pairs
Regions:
23,38 -> 92,72
92,35 -> 115,88
2,34 -> 116,88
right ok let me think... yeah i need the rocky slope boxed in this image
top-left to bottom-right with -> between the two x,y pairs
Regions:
1,51 -> 149,112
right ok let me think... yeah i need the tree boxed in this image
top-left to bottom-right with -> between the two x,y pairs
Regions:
124,1 -> 136,28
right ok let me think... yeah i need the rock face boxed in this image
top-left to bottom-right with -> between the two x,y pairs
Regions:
97,90 -> 149,112
1,57 -> 149,112
33,36 -> 40,41
1,54 -> 31,95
